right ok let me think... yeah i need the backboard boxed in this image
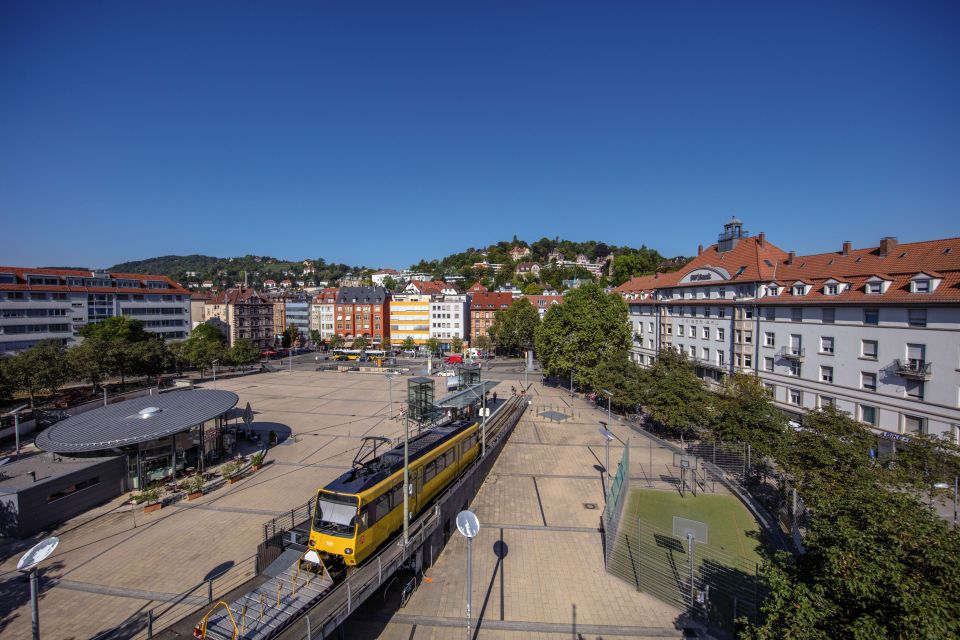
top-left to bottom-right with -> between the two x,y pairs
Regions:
672,517 -> 708,544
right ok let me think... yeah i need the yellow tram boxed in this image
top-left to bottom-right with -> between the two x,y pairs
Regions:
308,419 -> 481,567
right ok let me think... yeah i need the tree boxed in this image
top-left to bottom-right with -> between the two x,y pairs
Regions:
329,334 -> 346,350
283,325 -> 299,348
381,337 -> 392,352
488,298 -> 540,356
0,357 -> 13,407
68,340 -> 108,392
79,316 -> 154,386
401,337 -> 416,351
382,276 -> 398,291
425,337 -> 441,355
309,329 -> 321,346
534,282 -> 630,389
589,350 -> 645,411
352,335 -> 370,351
473,335 -> 492,352
451,337 -> 464,354
130,336 -> 171,382
183,323 -> 228,377
522,282 -> 544,295
229,339 -> 260,368
709,374 -> 787,456
639,348 -> 713,437
8,340 -> 71,409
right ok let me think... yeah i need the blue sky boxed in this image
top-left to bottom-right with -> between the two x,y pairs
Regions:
1,1 -> 958,269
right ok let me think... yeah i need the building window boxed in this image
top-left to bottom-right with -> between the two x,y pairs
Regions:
908,308 -> 927,327
820,365 -> 833,383
743,354 -> 752,368
825,284 -> 838,296
903,414 -> 925,434
906,380 -> 924,401
820,395 -> 835,408
791,308 -> 803,322
689,345 -> 696,358
820,336 -> 834,354
861,340 -> 878,360
764,332 -> 775,347
702,326 -> 709,339
860,405 -> 878,426
718,307 -> 726,318
913,279 -> 931,293
866,281 -> 882,294
789,389 -> 802,405
764,307 -> 775,321
717,351 -> 725,366
793,285 -> 804,296
861,372 -> 877,391
764,357 -> 774,372
702,347 -> 710,361
822,308 -> 835,324
789,361 -> 802,377
716,327 -> 725,341
763,383 -> 776,397
864,308 -> 879,325
678,325 -> 685,337
744,331 -> 752,344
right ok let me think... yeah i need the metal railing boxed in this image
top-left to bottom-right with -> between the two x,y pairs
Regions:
895,359 -> 932,379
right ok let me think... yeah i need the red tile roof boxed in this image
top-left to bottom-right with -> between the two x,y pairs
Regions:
0,266 -> 188,294
208,287 -> 269,305
467,282 -> 488,293
470,292 -> 514,310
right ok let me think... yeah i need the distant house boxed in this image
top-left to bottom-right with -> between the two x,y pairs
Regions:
263,279 -> 277,289
372,269 -> 400,286
510,246 -> 531,260
467,282 -> 488,294
547,250 -> 565,263
515,262 -> 541,278
279,279 -> 293,288
202,280 -> 214,289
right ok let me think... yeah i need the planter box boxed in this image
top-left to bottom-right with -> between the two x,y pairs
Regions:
228,476 -> 240,484
187,491 -> 203,501
252,464 -> 262,472
143,503 -> 162,513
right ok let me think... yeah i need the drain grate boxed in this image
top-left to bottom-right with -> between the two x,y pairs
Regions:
583,503 -> 598,510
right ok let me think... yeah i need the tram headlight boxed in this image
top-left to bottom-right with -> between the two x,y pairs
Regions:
309,539 -> 316,547
344,547 -> 353,555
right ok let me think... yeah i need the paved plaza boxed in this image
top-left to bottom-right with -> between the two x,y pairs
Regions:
0,366 -> 686,639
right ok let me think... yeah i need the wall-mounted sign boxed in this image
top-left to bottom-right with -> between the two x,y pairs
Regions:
680,266 -> 730,284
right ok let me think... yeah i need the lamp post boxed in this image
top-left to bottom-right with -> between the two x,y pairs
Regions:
598,423 -> 614,499
403,410 -> 410,547
601,389 -> 613,423
456,511 -> 480,640
3,404 -> 29,459
385,373 -> 395,420
17,536 -> 59,640
212,360 -> 220,390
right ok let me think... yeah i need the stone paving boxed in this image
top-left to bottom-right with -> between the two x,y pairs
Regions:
344,378 -> 685,639
0,366 -> 687,639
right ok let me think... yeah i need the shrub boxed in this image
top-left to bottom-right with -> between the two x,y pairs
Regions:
133,487 -> 161,505
220,461 -> 241,479
184,475 -> 204,494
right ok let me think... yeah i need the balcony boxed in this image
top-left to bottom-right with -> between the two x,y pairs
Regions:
695,358 -> 727,372
895,359 -> 932,380
778,347 -> 805,362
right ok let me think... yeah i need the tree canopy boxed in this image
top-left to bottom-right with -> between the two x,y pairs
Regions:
488,298 -> 540,356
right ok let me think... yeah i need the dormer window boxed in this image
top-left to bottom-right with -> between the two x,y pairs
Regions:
825,284 -> 838,296
913,279 -> 930,293
793,285 -> 805,296
866,281 -> 882,294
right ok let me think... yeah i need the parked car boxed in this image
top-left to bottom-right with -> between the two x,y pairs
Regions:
437,370 -> 457,377
444,354 -> 463,364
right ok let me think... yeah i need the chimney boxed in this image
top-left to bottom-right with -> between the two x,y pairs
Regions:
697,244 -> 703,255
842,240 -> 852,256
757,232 -> 765,247
786,251 -> 795,265
879,236 -> 898,257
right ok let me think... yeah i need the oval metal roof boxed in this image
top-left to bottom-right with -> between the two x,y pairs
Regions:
34,390 -> 239,453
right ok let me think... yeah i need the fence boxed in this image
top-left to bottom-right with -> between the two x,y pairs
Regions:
257,499 -> 316,573
603,442 -> 629,568
605,513 -> 765,635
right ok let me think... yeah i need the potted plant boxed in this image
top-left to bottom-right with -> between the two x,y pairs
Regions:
184,475 -> 205,500
221,461 -> 241,484
250,451 -> 265,471
134,487 -> 163,513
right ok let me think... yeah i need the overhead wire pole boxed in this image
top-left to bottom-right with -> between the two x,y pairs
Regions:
403,410 -> 410,548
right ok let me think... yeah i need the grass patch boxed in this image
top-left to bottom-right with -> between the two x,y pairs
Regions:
625,489 -> 764,565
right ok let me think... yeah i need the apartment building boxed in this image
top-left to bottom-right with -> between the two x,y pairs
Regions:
309,288 -> 338,340
204,287 -> 274,349
430,295 -> 469,345
0,267 -> 190,354
335,287 -> 388,343
616,218 -> 960,442
469,292 -> 514,344
284,296 -> 310,340
389,294 -> 432,346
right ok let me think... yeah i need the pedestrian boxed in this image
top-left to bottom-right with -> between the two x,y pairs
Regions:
492,391 -> 497,404
511,385 -> 516,396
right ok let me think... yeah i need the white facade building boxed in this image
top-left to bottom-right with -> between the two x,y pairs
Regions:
0,267 -> 191,354
430,295 -> 469,342
617,219 -> 960,443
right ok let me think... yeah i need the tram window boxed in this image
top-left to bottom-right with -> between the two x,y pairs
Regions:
371,494 -> 390,523
389,483 -> 403,509
424,460 -> 437,483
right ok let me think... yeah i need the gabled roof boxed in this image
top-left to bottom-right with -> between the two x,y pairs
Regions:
208,287 -> 268,305
467,282 -> 488,293
469,292 -> 514,310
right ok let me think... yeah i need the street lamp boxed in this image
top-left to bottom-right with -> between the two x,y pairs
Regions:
385,373 -> 395,420
456,510 -> 480,640
934,478 -> 958,529
17,536 -> 59,640
403,409 -> 410,547
2,404 -> 29,459
212,360 -> 220,390
601,389 -> 613,423
598,423 -> 614,499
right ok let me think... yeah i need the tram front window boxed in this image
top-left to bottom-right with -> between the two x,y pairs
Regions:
314,492 -> 358,537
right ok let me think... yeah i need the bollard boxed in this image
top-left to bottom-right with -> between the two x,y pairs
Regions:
240,604 -> 247,636
277,580 -> 283,606
307,615 -> 313,640
259,593 -> 266,621
207,579 -> 213,604
147,609 -> 153,638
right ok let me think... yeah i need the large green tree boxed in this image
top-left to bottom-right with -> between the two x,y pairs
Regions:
329,334 -> 346,349
8,340 -> 71,409
352,335 -> 371,351
639,347 -> 712,437
534,282 -> 630,389
488,298 -> 540,356
401,336 -> 416,351
183,323 -> 228,377
78,316 -> 155,386
229,339 -> 260,368
709,374 -> 787,456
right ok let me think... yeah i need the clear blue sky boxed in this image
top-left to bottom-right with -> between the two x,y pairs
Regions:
2,1 -> 958,269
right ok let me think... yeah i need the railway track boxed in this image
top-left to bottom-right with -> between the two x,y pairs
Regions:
195,396 -> 527,640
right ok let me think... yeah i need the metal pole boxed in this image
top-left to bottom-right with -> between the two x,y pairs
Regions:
388,377 -> 393,419
570,368 -> 574,398
403,413 -> 410,547
466,535 -> 473,640
648,436 -> 653,488
954,476 -> 958,530
147,609 -> 154,639
213,362 -> 217,390
687,533 -> 695,618
604,438 -> 610,498
607,395 -> 611,423
14,411 -> 21,459
104,387 -> 108,407
30,567 -> 39,640
481,392 -> 486,457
